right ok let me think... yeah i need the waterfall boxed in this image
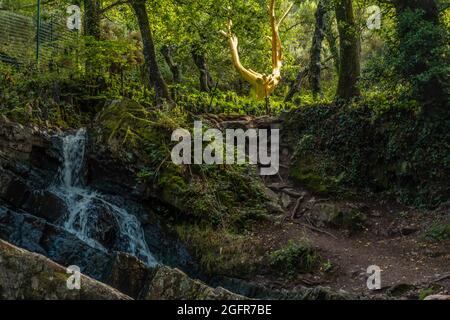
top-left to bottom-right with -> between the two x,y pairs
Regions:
52,129 -> 157,267
59,129 -> 86,188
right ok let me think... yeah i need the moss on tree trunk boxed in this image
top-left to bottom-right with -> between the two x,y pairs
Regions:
335,0 -> 361,100
131,0 -> 172,104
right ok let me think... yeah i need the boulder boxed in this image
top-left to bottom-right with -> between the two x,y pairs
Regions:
305,203 -> 366,231
0,207 -> 112,280
0,239 -> 131,300
103,252 -> 153,299
424,295 -> 450,300
0,206 -> 246,300
0,117 -> 60,172
145,266 -> 246,300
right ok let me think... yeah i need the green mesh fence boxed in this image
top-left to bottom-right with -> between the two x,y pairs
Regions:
0,4 -> 78,68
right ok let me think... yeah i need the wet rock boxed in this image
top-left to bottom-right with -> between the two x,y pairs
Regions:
0,204 -> 48,255
87,150 -> 144,199
0,207 -> 112,280
1,179 -> 31,209
144,266 -> 246,300
0,117 -> 60,174
0,239 -> 131,300
84,199 -> 120,249
0,178 -> 67,223
25,190 -> 68,223
103,252 -> 153,299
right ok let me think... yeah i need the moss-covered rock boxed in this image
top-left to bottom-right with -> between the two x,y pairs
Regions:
0,240 -> 131,300
290,154 -> 335,194
93,99 -> 275,229
305,203 -> 366,231
145,266 -> 246,300
92,99 -> 278,278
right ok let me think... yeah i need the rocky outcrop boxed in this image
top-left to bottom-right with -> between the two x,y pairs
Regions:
103,252 -> 153,299
0,239 -> 131,300
424,295 -> 450,300
145,266 -> 246,300
0,205 -> 113,279
0,115 -> 195,272
0,237 -> 245,300
103,252 -> 246,300
0,117 -> 66,224
0,114 -> 346,300
304,203 -> 366,232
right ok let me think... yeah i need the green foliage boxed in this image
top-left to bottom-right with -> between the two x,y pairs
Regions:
176,225 -> 264,276
362,5 -> 449,107
176,88 -> 291,116
0,63 -> 85,127
426,224 -> 450,242
284,102 -> 450,208
418,284 -> 444,300
269,240 -> 318,276
96,99 -> 271,230
393,8 -> 449,105
321,259 -> 334,273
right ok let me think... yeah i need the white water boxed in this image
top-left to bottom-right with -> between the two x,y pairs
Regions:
53,129 -> 157,267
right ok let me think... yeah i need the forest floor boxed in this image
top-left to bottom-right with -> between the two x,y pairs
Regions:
208,114 -> 450,299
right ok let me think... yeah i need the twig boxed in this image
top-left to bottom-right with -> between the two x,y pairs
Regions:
283,189 -> 304,198
291,195 -> 304,219
277,172 -> 284,182
432,273 -> 450,283
267,183 -> 288,190
300,223 -> 338,240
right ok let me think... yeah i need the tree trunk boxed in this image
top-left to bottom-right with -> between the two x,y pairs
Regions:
131,0 -> 171,103
161,45 -> 181,84
309,0 -> 327,99
84,0 -> 101,40
335,0 -> 361,100
284,69 -> 309,103
323,10 -> 340,75
192,45 -> 214,92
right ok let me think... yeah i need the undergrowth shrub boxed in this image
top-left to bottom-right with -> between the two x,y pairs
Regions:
269,240 -> 318,276
284,100 -> 450,208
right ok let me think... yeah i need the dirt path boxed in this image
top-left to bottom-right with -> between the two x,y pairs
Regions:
208,113 -> 450,299
259,134 -> 450,298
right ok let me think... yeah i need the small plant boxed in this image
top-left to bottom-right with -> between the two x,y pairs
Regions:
426,224 -> 450,242
321,260 -> 334,273
269,240 -> 318,276
419,284 -> 443,300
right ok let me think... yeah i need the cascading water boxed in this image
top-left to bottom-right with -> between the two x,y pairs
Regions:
52,129 -> 157,267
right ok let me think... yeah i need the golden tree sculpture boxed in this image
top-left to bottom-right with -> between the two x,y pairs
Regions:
221,0 -> 293,102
